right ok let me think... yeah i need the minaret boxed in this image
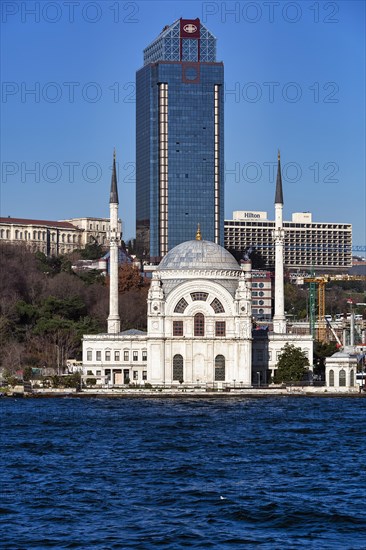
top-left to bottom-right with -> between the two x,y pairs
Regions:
107,149 -> 121,334
272,150 -> 287,334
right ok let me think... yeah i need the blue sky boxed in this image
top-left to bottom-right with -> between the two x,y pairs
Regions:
1,0 -> 365,246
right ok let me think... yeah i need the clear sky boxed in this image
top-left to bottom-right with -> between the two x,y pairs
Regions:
1,0 -> 365,246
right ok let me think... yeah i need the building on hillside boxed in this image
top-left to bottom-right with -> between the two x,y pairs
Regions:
64,217 -> 122,247
0,217 -> 81,255
83,152 -> 314,387
0,216 -> 122,256
136,18 -> 224,262
225,211 -> 352,271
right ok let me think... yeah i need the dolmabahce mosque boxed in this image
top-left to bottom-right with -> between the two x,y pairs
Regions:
82,151 -> 315,387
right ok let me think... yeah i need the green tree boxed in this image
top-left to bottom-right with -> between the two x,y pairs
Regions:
313,341 -> 338,379
274,343 -> 309,383
80,242 -> 104,260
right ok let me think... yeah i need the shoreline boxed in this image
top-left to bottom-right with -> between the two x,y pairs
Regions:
4,388 -> 364,399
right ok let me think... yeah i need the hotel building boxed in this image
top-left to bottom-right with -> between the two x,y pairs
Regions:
225,211 -> 352,271
136,18 -> 224,261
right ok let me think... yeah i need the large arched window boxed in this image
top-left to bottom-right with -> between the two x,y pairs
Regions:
350,370 -> 354,387
173,354 -> 183,381
329,369 -> 334,386
339,369 -> 346,386
194,313 -> 205,336
215,355 -> 225,381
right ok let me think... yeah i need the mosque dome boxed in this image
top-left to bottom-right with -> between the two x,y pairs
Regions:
158,239 -> 240,272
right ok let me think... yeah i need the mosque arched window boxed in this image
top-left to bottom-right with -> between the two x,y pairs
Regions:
350,370 -> 354,387
190,292 -> 208,301
194,313 -> 205,336
210,298 -> 224,313
339,369 -> 346,386
174,297 -> 188,313
215,355 -> 225,381
173,354 -> 184,382
329,370 -> 334,386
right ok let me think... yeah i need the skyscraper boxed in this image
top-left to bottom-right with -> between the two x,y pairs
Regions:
136,18 -> 224,262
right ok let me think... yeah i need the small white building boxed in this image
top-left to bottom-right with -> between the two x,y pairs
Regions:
325,348 -> 358,390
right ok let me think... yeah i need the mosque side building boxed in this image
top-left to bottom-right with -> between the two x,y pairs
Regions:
82,152 -> 314,387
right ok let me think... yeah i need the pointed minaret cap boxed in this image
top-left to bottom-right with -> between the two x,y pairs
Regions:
110,148 -> 119,204
195,223 -> 202,241
275,149 -> 284,205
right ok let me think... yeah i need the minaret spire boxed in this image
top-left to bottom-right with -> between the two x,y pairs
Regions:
107,149 -> 121,334
275,149 -> 283,205
110,148 -> 119,204
272,149 -> 286,334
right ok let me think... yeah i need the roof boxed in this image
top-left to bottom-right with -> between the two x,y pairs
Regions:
0,217 -> 77,229
158,240 -> 240,272
119,329 -> 147,336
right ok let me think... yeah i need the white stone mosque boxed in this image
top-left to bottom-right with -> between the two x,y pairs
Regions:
82,151 -> 314,387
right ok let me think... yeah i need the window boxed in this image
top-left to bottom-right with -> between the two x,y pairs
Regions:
114,351 -> 120,361
96,370 -> 101,376
173,320 -> 183,336
329,369 -> 334,386
215,355 -> 225,381
124,351 -> 129,361
142,350 -> 147,361
215,321 -> 226,337
350,370 -> 354,387
133,371 -> 138,380
173,354 -> 183,381
211,298 -> 225,313
133,351 -> 138,361
339,369 -> 346,386
105,351 -> 111,361
191,292 -> 208,301
87,351 -> 92,361
194,313 -> 205,336
174,297 -> 188,313
142,370 -> 147,380
96,351 -> 101,361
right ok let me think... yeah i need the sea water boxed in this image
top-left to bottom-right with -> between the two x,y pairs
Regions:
1,396 -> 365,549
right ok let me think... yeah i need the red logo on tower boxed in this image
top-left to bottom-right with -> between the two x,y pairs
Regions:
180,18 -> 200,38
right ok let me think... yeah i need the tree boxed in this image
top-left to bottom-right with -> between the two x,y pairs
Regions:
313,341 -> 338,379
274,343 -> 309,383
106,263 -> 143,293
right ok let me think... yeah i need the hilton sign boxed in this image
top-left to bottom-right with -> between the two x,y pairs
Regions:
233,211 -> 268,220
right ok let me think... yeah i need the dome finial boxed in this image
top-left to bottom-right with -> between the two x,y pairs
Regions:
196,223 -> 202,241
278,149 -> 280,160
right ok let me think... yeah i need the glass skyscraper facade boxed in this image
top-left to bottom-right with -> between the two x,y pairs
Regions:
136,18 -> 224,262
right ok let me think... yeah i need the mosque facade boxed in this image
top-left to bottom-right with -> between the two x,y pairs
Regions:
82,152 -> 314,387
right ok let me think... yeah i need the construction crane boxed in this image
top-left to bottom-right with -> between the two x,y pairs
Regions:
299,275 -> 366,342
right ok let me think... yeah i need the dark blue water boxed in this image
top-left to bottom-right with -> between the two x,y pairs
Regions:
1,397 -> 365,549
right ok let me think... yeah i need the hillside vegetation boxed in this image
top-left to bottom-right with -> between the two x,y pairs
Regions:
0,244 -> 148,377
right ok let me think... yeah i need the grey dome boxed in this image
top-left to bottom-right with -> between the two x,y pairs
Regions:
158,240 -> 240,271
